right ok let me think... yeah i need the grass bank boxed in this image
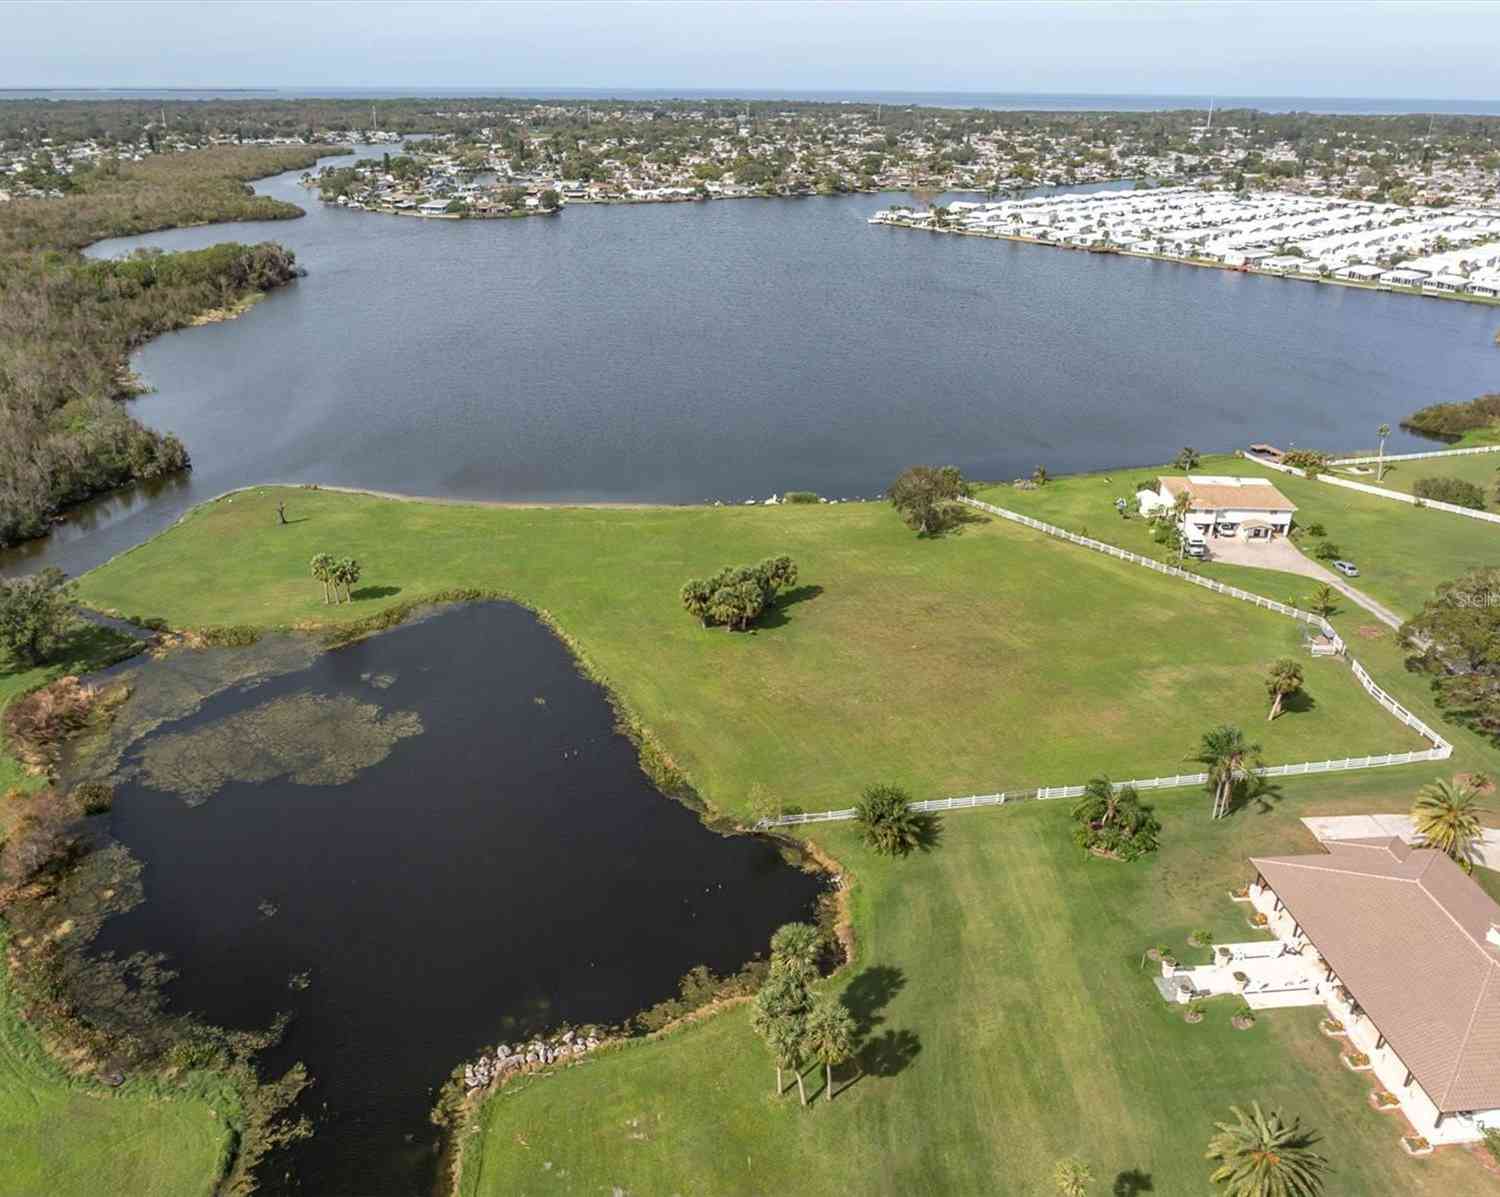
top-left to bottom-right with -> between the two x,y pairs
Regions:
0,930 -> 232,1197
458,789 -> 1497,1196
75,486 -> 1426,820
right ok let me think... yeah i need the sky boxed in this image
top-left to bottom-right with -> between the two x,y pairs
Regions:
4,0 -> 1499,100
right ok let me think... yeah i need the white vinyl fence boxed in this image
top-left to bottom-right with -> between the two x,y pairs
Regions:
1315,473 -> 1500,526
1331,444 -> 1500,466
1235,450 -> 1500,526
759,746 -> 1451,828
755,493 -> 1451,830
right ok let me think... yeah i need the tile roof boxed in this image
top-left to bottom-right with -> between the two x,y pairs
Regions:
1252,837 -> 1500,1112
1159,475 -> 1297,512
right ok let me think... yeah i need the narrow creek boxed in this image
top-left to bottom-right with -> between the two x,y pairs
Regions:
64,602 -> 822,1195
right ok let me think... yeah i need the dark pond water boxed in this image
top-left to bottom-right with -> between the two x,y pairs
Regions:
5,145 -> 1497,580
85,602 -> 822,1196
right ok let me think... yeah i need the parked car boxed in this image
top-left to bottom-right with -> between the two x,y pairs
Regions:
1332,560 -> 1360,577
1184,541 -> 1208,559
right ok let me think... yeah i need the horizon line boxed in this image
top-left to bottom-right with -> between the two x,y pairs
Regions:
3,85 -> 1497,104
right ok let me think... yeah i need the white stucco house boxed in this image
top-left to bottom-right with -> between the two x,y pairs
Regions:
1137,475 -> 1297,544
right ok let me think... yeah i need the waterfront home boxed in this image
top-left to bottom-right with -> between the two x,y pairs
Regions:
1139,475 -> 1296,543
1246,837 -> 1500,1145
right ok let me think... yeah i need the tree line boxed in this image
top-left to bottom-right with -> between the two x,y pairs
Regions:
0,144 -> 335,548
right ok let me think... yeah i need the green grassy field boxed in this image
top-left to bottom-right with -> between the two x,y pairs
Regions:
5,484 -> 1492,1197
0,933 -> 230,1197
73,487 -> 1425,819
459,789 -> 1497,1197
1331,450 -> 1500,503
975,452 -> 1500,622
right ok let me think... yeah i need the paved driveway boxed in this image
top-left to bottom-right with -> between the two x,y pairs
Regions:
1304,815 -> 1500,869
1203,537 -> 1405,630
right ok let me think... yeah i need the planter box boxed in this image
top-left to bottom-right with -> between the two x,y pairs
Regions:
1341,1054 -> 1373,1072
1401,1137 -> 1433,1157
1320,1019 -> 1347,1038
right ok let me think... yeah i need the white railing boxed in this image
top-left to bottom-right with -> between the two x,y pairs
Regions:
753,492 -> 1454,831
758,748 -> 1449,828
1314,473 -> 1500,526
959,494 -> 1340,639
1330,444 -> 1500,466
1236,449 -> 1500,526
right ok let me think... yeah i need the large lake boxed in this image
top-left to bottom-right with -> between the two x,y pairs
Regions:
5,145 -> 1497,577
79,602 -> 822,1196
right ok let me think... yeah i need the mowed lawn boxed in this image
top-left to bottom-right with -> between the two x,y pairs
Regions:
1335,450 -> 1500,502
0,934 -> 229,1197
975,452 -> 1500,621
459,789 -> 1498,1197
75,488 -> 1423,820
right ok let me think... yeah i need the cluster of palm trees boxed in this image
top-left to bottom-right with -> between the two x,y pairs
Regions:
309,553 -> 363,604
750,922 -> 856,1107
1191,725 -> 1262,820
1054,1102 -> 1327,1195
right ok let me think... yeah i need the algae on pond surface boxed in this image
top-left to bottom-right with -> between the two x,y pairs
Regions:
132,692 -> 422,802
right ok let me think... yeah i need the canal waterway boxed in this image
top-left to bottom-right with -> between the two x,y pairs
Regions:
80,602 -> 823,1196
5,145 -> 1497,580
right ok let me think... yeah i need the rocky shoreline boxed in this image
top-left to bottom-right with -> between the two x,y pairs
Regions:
459,1029 -> 605,1092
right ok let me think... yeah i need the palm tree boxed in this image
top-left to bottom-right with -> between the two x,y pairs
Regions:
770,922 -> 821,985
332,556 -> 362,603
309,553 -> 335,604
1265,659 -> 1304,721
1205,1103 -> 1326,1196
1053,1157 -> 1094,1196
1190,725 -> 1262,820
1072,775 -> 1123,828
854,783 -> 925,856
1411,778 -> 1488,870
803,994 -> 856,1103
750,973 -> 809,1098
1375,423 -> 1391,482
1306,583 -> 1336,620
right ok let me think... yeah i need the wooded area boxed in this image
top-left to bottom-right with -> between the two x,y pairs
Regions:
0,145 -> 335,548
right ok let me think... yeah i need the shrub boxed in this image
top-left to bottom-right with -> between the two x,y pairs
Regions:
197,624 -> 260,647
0,788 -> 80,883
1303,522 -> 1326,537
2,675 -> 100,775
72,781 -> 114,815
1403,393 -> 1500,439
1313,541 -> 1343,561
1281,449 -> 1332,473
1412,476 -> 1485,509
1483,1125 -> 1500,1164
782,491 -> 820,504
1070,777 -> 1161,861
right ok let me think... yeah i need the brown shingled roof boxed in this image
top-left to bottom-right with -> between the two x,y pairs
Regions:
1252,837 -> 1500,1112
1160,475 -> 1297,512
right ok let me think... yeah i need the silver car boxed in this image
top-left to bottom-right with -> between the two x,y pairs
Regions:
1332,560 -> 1360,577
